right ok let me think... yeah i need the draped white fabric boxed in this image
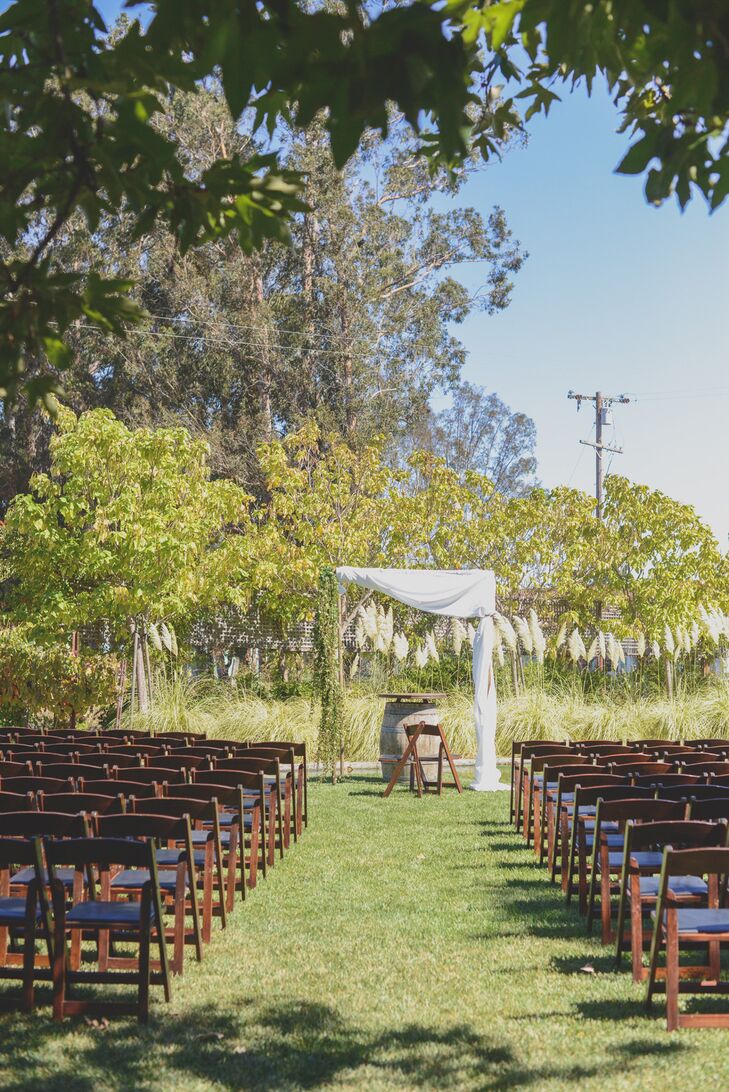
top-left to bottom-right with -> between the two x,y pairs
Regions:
335,567 -> 504,791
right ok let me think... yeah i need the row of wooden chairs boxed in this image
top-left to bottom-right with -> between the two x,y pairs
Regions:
0,732 -> 309,1023
510,736 -> 729,1030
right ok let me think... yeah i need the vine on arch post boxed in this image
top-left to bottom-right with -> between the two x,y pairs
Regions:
314,567 -> 344,782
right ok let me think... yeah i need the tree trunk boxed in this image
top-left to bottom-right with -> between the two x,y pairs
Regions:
302,209 -> 319,409
253,263 -> 274,441
339,299 -> 356,436
136,637 -> 149,715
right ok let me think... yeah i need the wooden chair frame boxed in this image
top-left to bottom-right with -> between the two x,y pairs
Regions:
45,835 -> 170,1023
645,847 -> 729,1030
586,798 -> 686,943
615,819 -> 727,982
0,836 -> 51,1012
96,813 -> 202,978
382,723 -> 462,800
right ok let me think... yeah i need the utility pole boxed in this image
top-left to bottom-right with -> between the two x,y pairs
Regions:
567,390 -> 630,519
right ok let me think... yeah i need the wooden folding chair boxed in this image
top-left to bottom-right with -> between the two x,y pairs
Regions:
631,773 -> 700,789
0,761 -> 34,781
80,778 -> 160,800
603,753 -> 652,768
0,835 -> 51,1013
684,739 -> 729,752
167,781 -> 252,904
131,798 -> 219,944
629,739 -> 675,751
212,758 -> 287,856
46,834 -> 170,1023
97,813 -> 202,978
248,742 -> 309,828
192,769 -> 271,876
36,762 -> 110,784
512,742 -> 572,829
404,723 -> 462,799
506,742 -> 567,821
109,766 -> 184,787
150,753 -> 213,776
0,791 -> 37,813
547,773 -> 629,882
564,786 -> 657,907
2,777 -> 73,796
574,743 -> 633,757
516,746 -> 577,836
159,731 -> 208,743
616,819 -> 727,981
645,846 -> 729,1030
587,798 -> 686,943
83,751 -> 142,770
534,760 -> 600,862
523,754 -> 592,847
681,761 -> 729,777
39,793 -> 127,829
244,745 -> 305,840
654,784 -> 729,802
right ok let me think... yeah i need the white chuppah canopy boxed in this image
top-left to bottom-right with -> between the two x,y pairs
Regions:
335,567 -> 504,791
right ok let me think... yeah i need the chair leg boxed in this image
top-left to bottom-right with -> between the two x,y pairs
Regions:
630,883 -> 646,983
21,907 -> 36,1014
665,911 -> 679,1032
172,867 -> 186,976
283,782 -> 292,849
153,892 -> 172,1004
615,888 -> 627,967
600,863 -> 613,944
202,842 -> 213,945
586,851 -> 599,929
213,828 -> 227,927
277,786 -> 285,859
296,772 -> 304,838
52,909 -> 66,1022
138,895 -> 151,1025
248,816 -> 259,891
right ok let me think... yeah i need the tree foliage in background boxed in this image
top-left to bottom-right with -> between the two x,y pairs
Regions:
403,382 -> 537,496
0,0 -> 474,403
0,625 -> 118,724
313,566 -> 343,780
0,88 -> 524,504
2,0 -> 728,404
241,421 -> 410,627
0,407 -> 250,644
455,0 -> 729,209
0,408 -> 726,667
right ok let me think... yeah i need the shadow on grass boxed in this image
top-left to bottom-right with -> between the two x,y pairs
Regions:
0,998 -> 608,1090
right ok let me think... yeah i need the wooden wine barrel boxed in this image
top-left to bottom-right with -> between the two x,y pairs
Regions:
379,694 -> 446,783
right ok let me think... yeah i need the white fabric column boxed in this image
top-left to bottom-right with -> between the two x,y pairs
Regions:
471,615 -> 503,791
334,566 -> 504,791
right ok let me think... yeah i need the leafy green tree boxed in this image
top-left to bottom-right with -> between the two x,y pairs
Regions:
0,90 -> 523,500
402,382 -> 538,496
2,0 -> 727,406
454,0 -> 729,209
581,475 -> 729,635
1,406 -> 250,642
0,0 -> 473,403
0,625 -> 118,725
241,421 -> 410,627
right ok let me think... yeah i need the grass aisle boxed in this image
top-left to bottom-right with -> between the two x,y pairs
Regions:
2,775 -> 729,1090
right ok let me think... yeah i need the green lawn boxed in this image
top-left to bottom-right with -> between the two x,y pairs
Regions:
2,775 -> 729,1090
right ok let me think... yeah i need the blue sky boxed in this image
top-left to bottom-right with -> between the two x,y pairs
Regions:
14,1 -> 729,544
443,82 -> 729,546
